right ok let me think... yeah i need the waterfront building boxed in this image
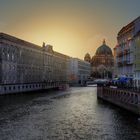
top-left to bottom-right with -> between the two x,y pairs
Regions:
134,17 -> 140,87
0,33 -> 70,94
134,31 -> 140,86
116,21 -> 135,78
85,40 -> 114,79
69,58 -> 91,85
115,16 -> 140,86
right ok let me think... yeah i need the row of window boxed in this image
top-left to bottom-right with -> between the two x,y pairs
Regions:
4,84 -> 42,91
3,81 -> 65,92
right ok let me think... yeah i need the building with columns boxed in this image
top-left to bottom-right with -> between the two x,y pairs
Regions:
134,17 -> 140,87
115,16 -> 140,85
84,40 -> 114,79
116,21 -> 135,78
0,33 -> 70,94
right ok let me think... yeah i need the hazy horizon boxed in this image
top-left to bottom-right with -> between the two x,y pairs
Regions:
0,0 -> 140,59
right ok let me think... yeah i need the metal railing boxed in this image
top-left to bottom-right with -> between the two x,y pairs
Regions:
97,82 -> 140,93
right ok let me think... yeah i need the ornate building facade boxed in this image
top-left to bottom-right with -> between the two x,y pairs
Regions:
84,40 -> 114,79
0,32 -> 91,95
114,16 -> 140,87
0,33 -> 70,94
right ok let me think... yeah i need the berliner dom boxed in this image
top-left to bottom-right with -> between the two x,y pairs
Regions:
84,40 -> 114,79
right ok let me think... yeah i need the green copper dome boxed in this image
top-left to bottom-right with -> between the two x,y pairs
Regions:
96,40 -> 113,55
85,53 -> 91,58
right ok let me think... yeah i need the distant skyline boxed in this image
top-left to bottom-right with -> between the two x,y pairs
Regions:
0,0 -> 140,59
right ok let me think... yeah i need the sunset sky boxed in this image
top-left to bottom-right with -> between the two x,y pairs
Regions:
0,0 -> 140,59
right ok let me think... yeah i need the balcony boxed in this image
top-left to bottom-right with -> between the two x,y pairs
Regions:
118,60 -> 133,67
123,60 -> 133,65
117,62 -> 123,67
123,60 -> 127,65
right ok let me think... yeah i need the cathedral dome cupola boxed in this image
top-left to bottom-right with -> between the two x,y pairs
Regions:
96,39 -> 112,55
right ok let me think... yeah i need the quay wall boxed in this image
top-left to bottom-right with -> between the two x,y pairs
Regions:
0,83 -> 68,95
97,86 -> 140,115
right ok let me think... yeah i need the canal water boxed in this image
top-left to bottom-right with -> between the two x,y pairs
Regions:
0,87 -> 140,140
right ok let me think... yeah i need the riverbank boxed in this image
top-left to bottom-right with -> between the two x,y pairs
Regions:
97,86 -> 140,115
1,87 -> 140,139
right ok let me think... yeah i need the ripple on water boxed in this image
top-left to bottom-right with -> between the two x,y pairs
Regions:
0,87 -> 140,140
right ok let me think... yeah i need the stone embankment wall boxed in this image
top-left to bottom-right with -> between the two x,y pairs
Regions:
0,83 -> 68,95
97,86 -> 140,115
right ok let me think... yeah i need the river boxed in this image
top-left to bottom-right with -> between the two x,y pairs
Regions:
0,87 -> 140,140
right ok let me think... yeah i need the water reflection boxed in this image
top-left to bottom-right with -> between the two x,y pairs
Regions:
0,87 -> 140,140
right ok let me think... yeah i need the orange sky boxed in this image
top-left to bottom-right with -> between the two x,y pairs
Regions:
0,0 -> 140,59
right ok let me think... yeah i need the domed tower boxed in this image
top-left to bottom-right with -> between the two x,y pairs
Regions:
84,53 -> 91,63
91,40 -> 114,79
96,39 -> 113,56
